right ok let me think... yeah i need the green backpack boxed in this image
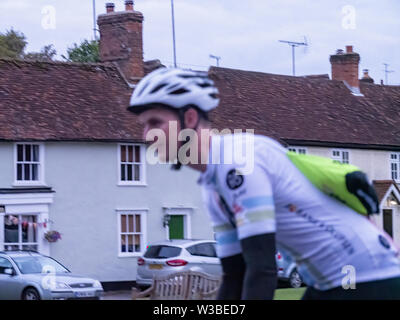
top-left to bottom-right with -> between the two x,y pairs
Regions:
287,151 -> 379,216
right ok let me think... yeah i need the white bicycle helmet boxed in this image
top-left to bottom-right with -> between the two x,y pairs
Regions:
127,67 -> 219,114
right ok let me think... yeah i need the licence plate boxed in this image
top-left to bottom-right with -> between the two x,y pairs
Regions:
149,264 -> 163,270
75,291 -> 95,298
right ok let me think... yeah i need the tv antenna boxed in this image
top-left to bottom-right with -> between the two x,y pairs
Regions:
383,63 -> 394,85
92,0 -> 99,41
279,36 -> 308,76
209,54 -> 221,67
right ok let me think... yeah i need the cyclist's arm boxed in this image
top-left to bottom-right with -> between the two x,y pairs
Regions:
219,160 -> 278,300
240,233 -> 277,299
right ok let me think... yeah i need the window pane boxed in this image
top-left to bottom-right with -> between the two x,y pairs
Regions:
121,146 -> 126,162
134,235 -> 140,252
135,146 -> 141,163
121,235 -> 127,252
17,145 -> 24,161
22,216 -> 37,243
121,164 -> 126,181
128,146 -> 133,163
127,164 -> 133,181
25,145 -> 31,162
127,235 -> 133,252
24,164 -> 30,181
135,215 -> 141,232
134,165 -> 140,181
32,145 -> 39,162
4,215 -> 19,243
128,215 -> 134,233
17,164 -> 22,180
121,215 -> 127,233
32,164 -> 38,181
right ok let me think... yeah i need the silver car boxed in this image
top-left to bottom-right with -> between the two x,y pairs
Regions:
276,248 -> 303,288
0,251 -> 104,300
136,239 -> 303,289
136,239 -> 222,288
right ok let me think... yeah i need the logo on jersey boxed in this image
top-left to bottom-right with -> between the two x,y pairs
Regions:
378,235 -> 391,249
226,169 -> 244,190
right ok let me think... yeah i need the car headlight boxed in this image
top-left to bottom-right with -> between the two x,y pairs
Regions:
93,280 -> 102,289
55,282 -> 71,290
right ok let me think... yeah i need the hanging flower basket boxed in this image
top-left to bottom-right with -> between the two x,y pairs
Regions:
44,230 -> 62,243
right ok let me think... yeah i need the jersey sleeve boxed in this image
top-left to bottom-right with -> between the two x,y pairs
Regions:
218,160 -> 276,242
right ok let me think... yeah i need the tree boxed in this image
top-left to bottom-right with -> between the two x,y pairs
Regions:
0,29 -> 27,59
62,40 -> 100,63
0,29 -> 56,61
24,44 -> 57,62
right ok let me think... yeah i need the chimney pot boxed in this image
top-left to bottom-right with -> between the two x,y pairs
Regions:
106,3 -> 115,13
125,0 -> 134,11
336,49 -> 344,55
346,45 -> 353,53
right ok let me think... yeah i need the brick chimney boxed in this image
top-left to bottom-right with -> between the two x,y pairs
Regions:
330,45 -> 360,89
98,1 -> 144,82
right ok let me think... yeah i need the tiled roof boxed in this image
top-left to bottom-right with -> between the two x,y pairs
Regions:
373,180 -> 400,202
1,61 -> 399,147
208,67 -> 400,149
0,59 -> 141,142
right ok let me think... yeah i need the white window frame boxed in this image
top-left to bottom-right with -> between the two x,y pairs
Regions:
117,143 -> 147,186
2,213 -> 39,251
13,142 -> 46,186
117,209 -> 148,258
390,153 -> 400,183
287,146 -> 307,154
331,149 -> 350,164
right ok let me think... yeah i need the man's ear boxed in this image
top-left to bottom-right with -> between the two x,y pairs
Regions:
183,107 -> 200,129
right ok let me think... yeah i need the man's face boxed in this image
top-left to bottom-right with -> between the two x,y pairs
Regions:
138,108 -> 180,162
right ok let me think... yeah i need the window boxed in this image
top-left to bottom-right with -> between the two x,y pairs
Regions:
332,150 -> 350,164
118,211 -> 146,256
14,143 -> 44,184
144,245 -> 181,259
288,147 -> 307,154
3,215 -> 38,251
0,257 -> 13,275
390,153 -> 400,182
118,144 -> 146,185
187,243 -> 217,257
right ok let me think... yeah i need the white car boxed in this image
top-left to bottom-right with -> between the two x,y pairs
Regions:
136,239 -> 222,288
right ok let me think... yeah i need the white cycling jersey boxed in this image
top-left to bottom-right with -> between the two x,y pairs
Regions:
198,133 -> 400,290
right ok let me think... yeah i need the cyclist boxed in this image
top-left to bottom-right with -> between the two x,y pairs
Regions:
127,67 -> 400,300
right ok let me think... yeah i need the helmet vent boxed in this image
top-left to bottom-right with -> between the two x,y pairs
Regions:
209,93 -> 218,99
150,83 -> 168,94
198,83 -> 212,88
170,88 -> 190,95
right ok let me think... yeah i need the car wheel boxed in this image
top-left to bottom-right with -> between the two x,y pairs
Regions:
289,269 -> 302,288
22,288 -> 41,300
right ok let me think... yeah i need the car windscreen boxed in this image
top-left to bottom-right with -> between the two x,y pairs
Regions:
11,256 -> 69,274
144,245 -> 181,259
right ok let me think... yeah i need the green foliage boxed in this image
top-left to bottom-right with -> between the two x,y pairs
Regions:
62,40 -> 100,63
24,44 -> 57,62
0,29 -> 27,59
0,29 -> 56,62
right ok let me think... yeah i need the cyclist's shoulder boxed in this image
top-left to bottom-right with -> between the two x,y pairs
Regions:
215,132 -> 286,153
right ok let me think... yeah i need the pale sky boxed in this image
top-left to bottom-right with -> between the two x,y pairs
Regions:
0,0 -> 399,84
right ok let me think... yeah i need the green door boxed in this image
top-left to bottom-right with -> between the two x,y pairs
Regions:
169,215 -> 184,239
